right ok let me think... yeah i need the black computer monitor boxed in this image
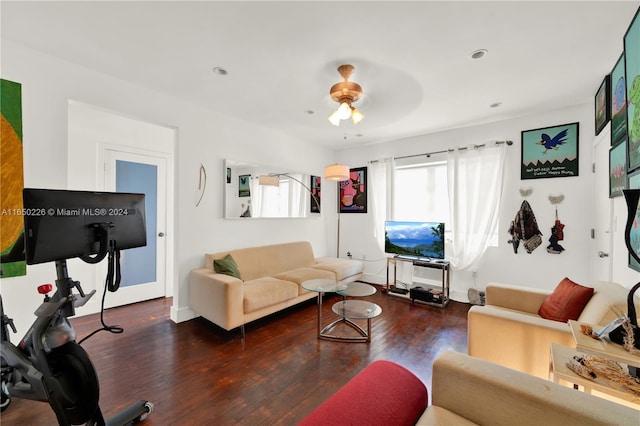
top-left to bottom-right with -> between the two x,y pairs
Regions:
22,188 -> 146,265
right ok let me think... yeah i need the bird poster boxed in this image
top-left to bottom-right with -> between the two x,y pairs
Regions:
238,174 -> 251,197
521,122 -> 579,180
0,79 -> 26,278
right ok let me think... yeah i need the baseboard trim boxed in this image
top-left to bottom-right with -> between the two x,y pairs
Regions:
171,306 -> 196,323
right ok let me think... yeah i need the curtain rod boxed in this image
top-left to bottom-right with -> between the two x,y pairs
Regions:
392,140 -> 513,161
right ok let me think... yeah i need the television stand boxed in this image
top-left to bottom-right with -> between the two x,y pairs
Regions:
385,257 -> 450,308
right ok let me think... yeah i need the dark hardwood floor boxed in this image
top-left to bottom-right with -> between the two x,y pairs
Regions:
1,285 -> 470,425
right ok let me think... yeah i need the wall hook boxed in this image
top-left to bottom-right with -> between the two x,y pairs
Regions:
519,186 -> 533,197
548,193 -> 564,204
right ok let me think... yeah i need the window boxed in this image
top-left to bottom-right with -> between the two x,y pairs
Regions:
393,157 -> 499,247
260,179 -> 290,217
394,159 -> 449,223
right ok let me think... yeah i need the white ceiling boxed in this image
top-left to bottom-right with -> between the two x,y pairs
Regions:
2,1 -> 639,149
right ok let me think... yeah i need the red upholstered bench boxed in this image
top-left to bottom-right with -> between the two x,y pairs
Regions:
298,360 -> 428,426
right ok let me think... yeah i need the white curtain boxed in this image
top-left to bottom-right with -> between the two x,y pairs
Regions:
447,143 -> 506,270
370,157 -> 395,252
289,173 -> 306,217
249,177 -> 261,217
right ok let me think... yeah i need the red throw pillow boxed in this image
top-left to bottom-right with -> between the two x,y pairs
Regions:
538,277 -> 594,322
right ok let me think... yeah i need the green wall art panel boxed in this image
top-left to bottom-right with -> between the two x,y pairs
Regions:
0,79 -> 26,278
625,8 -> 640,171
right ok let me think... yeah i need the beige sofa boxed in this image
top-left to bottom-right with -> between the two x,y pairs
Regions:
189,241 -> 363,335
468,280 -> 636,379
418,350 -> 638,425
300,350 -> 638,425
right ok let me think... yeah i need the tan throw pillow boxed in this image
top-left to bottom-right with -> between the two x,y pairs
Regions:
538,277 -> 594,322
213,254 -> 242,280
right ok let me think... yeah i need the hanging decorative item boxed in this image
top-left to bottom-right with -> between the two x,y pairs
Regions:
547,194 -> 565,254
507,199 -> 543,254
195,164 -> 206,207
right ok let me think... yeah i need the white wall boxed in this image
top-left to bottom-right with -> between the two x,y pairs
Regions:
337,104 -> 640,301
3,39 -> 638,334
0,40 -> 338,333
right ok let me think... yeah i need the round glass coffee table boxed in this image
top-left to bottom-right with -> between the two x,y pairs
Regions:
302,279 -> 382,343
302,279 -> 349,340
331,300 -> 382,342
337,281 -> 377,298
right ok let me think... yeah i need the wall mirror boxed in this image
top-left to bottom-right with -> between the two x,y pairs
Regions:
223,159 -> 321,218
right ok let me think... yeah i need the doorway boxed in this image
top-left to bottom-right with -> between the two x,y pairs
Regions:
68,101 -> 175,314
103,149 -> 168,307
591,128 -> 613,282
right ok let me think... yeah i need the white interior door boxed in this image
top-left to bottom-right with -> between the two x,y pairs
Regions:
591,129 -> 613,282
103,149 -> 167,307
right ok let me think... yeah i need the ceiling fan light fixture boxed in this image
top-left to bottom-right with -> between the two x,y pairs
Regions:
328,64 -> 364,126
351,107 -> 364,124
328,111 -> 341,126
337,102 -> 352,120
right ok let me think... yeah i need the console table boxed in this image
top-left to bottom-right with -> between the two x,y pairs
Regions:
385,256 -> 450,308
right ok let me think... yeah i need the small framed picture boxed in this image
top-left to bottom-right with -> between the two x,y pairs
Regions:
521,122 -> 579,179
238,174 -> 251,197
310,175 -> 321,213
610,140 -> 627,198
594,74 -> 610,136
339,167 -> 367,213
610,53 -> 627,147
226,167 -> 231,184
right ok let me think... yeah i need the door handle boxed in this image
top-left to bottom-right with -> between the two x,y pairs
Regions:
597,251 -> 609,258
158,232 -> 165,237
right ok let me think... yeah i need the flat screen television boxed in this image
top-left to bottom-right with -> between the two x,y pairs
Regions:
22,188 -> 147,265
384,220 -> 445,260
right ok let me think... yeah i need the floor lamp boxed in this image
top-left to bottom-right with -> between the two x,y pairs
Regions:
258,173 -> 321,212
324,164 -> 350,258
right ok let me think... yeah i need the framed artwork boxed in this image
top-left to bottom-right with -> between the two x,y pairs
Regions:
0,79 -> 26,278
611,53 -> 628,147
595,74 -> 610,136
226,167 -> 231,184
521,122 -> 579,180
625,7 -> 640,172
339,166 -> 367,213
627,168 -> 640,271
609,140 -> 627,198
238,174 -> 251,197
310,175 -> 321,213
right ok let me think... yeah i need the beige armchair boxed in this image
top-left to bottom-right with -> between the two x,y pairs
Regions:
468,281 -> 631,379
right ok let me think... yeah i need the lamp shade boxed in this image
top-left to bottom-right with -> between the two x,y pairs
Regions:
258,175 -> 280,186
324,164 -> 350,181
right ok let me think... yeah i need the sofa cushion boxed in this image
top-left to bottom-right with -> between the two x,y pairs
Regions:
205,241 -> 317,281
243,277 -> 299,313
213,254 -> 242,280
313,257 -> 364,281
538,277 -> 594,322
579,281 -> 633,326
273,268 -> 335,294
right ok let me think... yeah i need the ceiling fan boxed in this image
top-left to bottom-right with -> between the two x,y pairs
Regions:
328,64 -> 364,126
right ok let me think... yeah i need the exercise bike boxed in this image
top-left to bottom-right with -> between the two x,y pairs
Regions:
1,188 -> 153,425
